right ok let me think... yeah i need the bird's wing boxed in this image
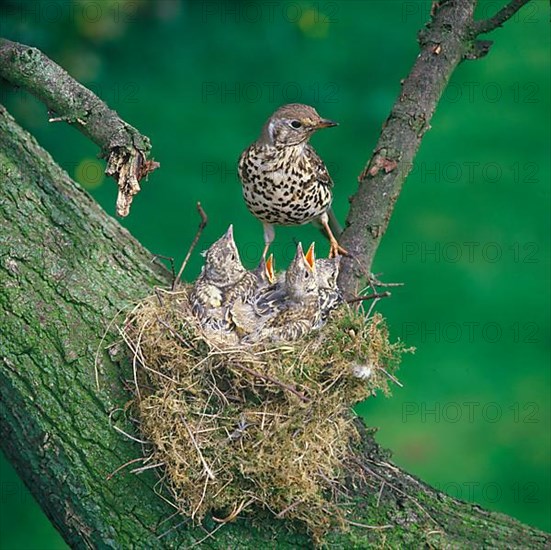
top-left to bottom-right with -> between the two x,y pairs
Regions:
229,298 -> 255,335
237,146 -> 250,182
262,309 -> 313,342
223,272 -> 257,306
191,278 -> 223,313
305,144 -> 334,189
254,284 -> 288,316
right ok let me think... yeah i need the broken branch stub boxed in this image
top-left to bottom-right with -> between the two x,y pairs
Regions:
0,38 -> 159,216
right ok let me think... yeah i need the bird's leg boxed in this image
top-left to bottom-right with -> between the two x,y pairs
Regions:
320,214 -> 348,258
262,222 -> 275,259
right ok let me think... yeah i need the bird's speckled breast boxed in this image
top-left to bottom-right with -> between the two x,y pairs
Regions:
238,143 -> 332,225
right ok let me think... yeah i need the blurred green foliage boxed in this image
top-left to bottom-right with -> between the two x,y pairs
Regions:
0,0 -> 549,547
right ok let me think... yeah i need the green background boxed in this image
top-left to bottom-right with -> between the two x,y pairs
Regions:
1,0 -> 549,548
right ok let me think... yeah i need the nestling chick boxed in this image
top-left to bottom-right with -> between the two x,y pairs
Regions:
246,243 -> 320,343
190,225 -> 246,329
229,255 -> 277,337
224,254 -> 275,308
315,256 -> 344,328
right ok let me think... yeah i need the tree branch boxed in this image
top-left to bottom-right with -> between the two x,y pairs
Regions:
471,0 -> 533,36
0,38 -> 159,217
338,0 -> 531,296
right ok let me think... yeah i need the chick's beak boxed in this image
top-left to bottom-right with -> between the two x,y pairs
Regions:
304,243 -> 316,271
266,254 -> 275,284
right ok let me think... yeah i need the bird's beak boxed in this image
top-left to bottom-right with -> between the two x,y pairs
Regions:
317,119 -> 338,129
225,224 -> 234,239
266,254 -> 275,284
304,243 -> 316,271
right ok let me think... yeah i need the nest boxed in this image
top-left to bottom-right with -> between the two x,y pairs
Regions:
121,286 -> 408,540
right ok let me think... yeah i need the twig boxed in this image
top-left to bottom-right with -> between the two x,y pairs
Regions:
156,316 -> 193,349
378,367 -> 404,388
157,520 -> 188,541
181,415 -> 216,480
173,202 -> 208,289
111,424 -> 150,445
347,291 -> 391,304
364,298 -> 379,321
106,457 -> 146,481
192,476 -> 211,521
369,273 -> 404,288
471,0 -> 533,36
212,498 -> 254,523
376,481 -> 386,507
131,319 -> 150,402
234,363 -> 310,403
129,462 -> 164,475
346,520 -> 393,530
108,408 -> 150,445
351,458 -> 440,528
275,499 -> 304,518
186,522 -> 225,548
153,255 -> 175,282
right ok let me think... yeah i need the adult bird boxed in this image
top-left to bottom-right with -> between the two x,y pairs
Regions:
238,103 -> 345,258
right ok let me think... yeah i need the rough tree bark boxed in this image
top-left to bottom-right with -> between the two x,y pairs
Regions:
1,0 -> 547,548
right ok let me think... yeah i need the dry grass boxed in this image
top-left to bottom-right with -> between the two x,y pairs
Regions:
121,286 -> 410,541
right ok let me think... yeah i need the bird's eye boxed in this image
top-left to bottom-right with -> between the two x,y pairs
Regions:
290,120 -> 302,129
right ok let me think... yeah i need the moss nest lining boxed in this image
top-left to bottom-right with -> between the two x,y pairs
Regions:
122,286 -> 409,539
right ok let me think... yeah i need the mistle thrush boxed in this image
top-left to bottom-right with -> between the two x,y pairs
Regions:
190,224 -> 246,329
315,255 -> 343,327
229,255 -> 276,337
245,243 -> 321,342
238,103 -> 345,258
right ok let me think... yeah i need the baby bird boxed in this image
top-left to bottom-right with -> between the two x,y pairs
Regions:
315,255 -> 344,328
225,254 -> 275,308
229,255 -> 275,337
247,243 -> 320,343
190,224 -> 246,329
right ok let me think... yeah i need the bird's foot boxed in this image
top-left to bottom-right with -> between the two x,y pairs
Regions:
329,239 -> 348,258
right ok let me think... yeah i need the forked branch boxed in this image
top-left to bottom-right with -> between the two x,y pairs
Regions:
338,0 -> 535,297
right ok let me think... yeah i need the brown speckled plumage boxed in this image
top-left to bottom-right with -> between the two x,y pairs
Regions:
190,225 -> 246,330
315,256 -> 343,327
244,243 -> 321,343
